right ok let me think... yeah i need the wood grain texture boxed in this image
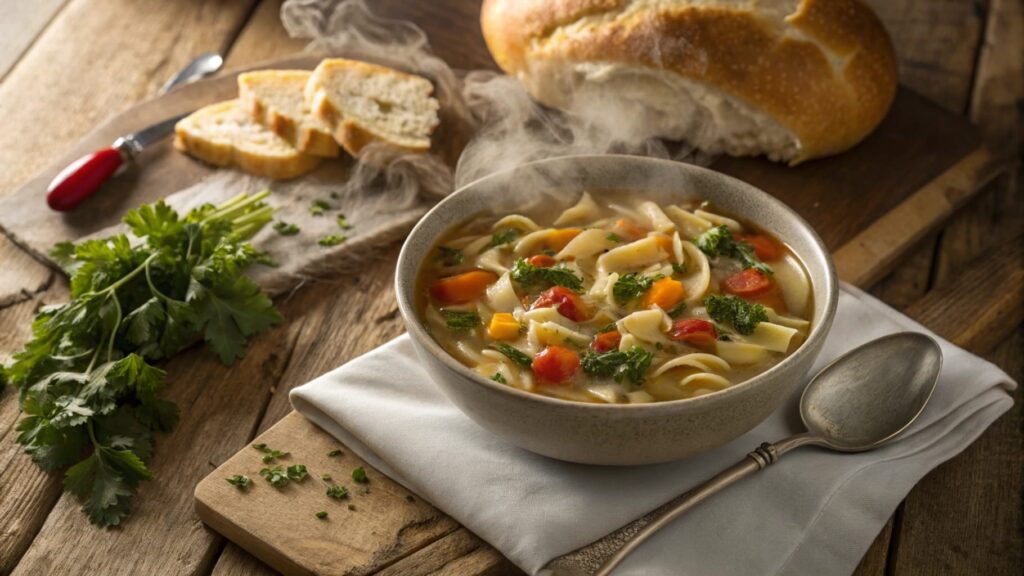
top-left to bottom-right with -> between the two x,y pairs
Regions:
0,0 -> 67,81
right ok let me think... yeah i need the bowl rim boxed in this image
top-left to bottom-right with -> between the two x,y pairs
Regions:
395,154 -> 839,412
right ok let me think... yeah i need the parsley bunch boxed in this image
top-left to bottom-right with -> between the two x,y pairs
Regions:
694,225 -> 772,275
6,191 -> 281,527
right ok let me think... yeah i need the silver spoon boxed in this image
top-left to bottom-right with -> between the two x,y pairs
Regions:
546,331 -> 943,576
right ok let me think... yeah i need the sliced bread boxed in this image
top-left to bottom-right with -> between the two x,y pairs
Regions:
174,100 -> 321,180
238,70 -> 340,158
305,59 -> 440,156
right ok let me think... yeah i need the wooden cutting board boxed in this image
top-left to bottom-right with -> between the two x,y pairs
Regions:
189,85 -> 1004,574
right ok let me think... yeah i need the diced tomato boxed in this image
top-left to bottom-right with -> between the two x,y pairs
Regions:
741,235 -> 781,262
668,319 -> 718,347
531,286 -> 590,322
611,218 -> 648,241
532,345 -> 580,384
430,270 -> 498,304
721,268 -> 773,297
527,254 -> 557,268
592,330 -> 622,352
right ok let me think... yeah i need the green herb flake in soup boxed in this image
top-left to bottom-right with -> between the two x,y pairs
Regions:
418,193 -> 813,404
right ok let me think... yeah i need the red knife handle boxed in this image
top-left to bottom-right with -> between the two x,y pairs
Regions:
46,147 -> 127,211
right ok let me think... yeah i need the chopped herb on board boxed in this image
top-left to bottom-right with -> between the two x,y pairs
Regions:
226,475 -> 252,490
336,214 -> 353,230
254,444 -> 289,463
441,309 -> 481,331
315,511 -> 328,520
703,294 -> 768,335
260,466 -> 290,488
273,221 -> 300,236
352,466 -> 369,484
321,473 -> 332,482
286,464 -> 309,482
318,234 -> 347,247
326,485 -> 349,500
310,199 -> 331,216
348,504 -> 357,511
491,343 -> 533,367
328,449 -> 343,457
405,495 -> 416,503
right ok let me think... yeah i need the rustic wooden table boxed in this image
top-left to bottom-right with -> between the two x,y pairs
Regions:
0,1 -> 1020,575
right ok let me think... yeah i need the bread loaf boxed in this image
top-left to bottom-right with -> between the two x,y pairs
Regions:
174,100 -> 321,180
238,70 -> 340,158
306,58 -> 440,156
480,0 -> 899,164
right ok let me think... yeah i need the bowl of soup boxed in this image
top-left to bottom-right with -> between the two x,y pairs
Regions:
395,155 -> 837,465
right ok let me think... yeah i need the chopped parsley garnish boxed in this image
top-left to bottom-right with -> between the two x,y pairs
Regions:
259,466 -> 289,488
336,214 -> 353,230
672,262 -> 687,275
612,273 -> 663,304
226,475 -> 252,489
286,464 -> 309,482
316,511 -> 328,519
318,234 -> 347,247
491,343 -> 533,367
436,246 -> 464,267
328,449 -> 343,457
597,322 -> 618,333
668,302 -> 687,318
310,199 -> 331,216
704,294 -> 768,335
694,225 -> 772,274
441,309 -> 481,331
352,466 -> 369,484
254,444 -> 289,463
273,221 -> 300,236
492,228 -> 519,247
581,346 -> 653,385
509,258 -> 583,291
606,232 -> 623,243
490,372 -> 507,384
326,485 -> 349,500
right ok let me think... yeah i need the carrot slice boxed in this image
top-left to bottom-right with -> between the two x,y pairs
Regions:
642,277 -> 686,310
592,330 -> 622,352
430,270 -> 498,304
527,254 -> 557,268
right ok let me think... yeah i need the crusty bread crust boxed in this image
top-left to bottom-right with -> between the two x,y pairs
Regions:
174,100 -> 321,180
481,0 -> 898,163
238,71 -> 340,158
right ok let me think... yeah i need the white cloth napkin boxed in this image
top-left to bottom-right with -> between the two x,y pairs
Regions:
290,284 -> 1015,575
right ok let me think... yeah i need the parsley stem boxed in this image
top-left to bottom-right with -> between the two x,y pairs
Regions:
201,190 -> 271,226
105,292 -> 122,363
231,206 -> 274,233
85,345 -> 101,374
92,253 -> 159,297
144,258 -> 183,304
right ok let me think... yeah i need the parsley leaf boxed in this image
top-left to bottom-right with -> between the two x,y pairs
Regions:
316,511 -> 328,519
259,466 -> 289,488
336,214 -> 353,230
606,232 -> 623,243
441,309 -> 481,331
6,192 -> 280,526
435,246 -> 463,267
668,302 -> 687,318
326,485 -> 349,500
612,273 -> 662,304
286,464 -> 309,482
226,475 -> 252,489
318,234 -> 347,247
327,449 -> 343,457
703,294 -> 768,335
694,225 -> 772,275
509,258 -> 583,292
310,199 -> 331,216
492,229 -> 518,247
272,221 -> 300,236
352,466 -> 369,484
490,372 -> 507,384
491,343 -> 533,367
580,346 -> 653,385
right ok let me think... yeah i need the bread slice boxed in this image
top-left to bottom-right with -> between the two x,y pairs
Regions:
305,59 -> 440,156
238,70 -> 340,158
174,100 -> 321,180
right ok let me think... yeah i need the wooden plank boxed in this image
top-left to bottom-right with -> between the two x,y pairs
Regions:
832,147 -> 1002,288
0,0 -> 68,81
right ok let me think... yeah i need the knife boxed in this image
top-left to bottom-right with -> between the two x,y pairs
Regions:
45,52 -> 224,212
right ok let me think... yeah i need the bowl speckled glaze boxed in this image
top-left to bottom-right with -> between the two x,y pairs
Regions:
395,155 -> 838,465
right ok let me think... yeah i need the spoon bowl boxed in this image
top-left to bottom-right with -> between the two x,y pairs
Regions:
800,332 -> 942,452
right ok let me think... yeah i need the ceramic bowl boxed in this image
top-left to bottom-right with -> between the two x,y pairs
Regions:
395,155 -> 838,465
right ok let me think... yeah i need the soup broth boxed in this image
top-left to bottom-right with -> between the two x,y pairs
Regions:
417,192 -> 813,404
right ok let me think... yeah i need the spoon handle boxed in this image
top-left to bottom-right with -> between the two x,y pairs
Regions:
544,434 -> 818,576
